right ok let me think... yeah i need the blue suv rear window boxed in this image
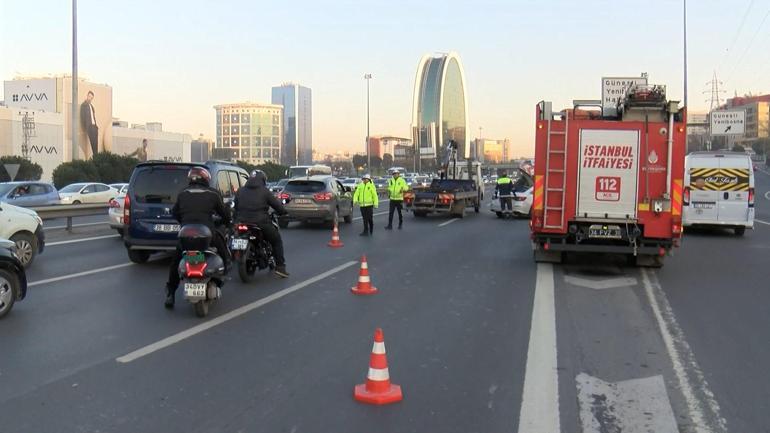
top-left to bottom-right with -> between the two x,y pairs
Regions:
133,167 -> 189,204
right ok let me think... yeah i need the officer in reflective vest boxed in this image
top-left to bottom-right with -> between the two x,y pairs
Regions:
385,169 -> 409,229
496,171 -> 514,211
353,174 -> 379,236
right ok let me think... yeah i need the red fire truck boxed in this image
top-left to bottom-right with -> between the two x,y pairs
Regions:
531,85 -> 686,267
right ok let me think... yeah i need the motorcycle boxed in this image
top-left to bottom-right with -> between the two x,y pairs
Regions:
229,217 -> 277,283
176,224 -> 226,317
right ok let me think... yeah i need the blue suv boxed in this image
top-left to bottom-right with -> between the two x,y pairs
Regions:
123,161 -> 248,263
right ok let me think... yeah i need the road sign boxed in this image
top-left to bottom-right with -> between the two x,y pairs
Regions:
3,163 -> 20,181
710,110 -> 745,136
602,76 -> 648,116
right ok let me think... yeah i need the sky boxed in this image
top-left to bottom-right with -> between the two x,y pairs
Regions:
1,0 -> 769,158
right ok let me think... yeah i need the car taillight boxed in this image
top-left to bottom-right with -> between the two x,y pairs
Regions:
278,192 -> 291,200
514,196 -> 527,201
185,261 -> 208,278
109,199 -> 120,208
314,192 -> 333,201
749,187 -> 754,208
683,187 -> 690,206
123,195 -> 131,224
237,224 -> 249,232
438,193 -> 453,205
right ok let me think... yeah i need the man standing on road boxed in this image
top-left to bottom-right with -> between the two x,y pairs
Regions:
385,169 -> 409,230
496,171 -> 514,212
353,174 -> 378,236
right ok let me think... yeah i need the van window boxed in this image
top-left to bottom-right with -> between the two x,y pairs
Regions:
133,167 -> 189,204
217,171 -> 232,198
28,184 -> 48,195
228,171 -> 240,194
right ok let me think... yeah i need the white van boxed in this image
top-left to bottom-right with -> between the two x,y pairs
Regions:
683,152 -> 754,235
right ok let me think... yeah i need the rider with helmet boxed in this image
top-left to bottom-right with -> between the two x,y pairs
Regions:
233,170 -> 289,278
165,166 -> 231,309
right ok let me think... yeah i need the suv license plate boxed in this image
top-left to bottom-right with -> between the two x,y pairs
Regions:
231,239 -> 248,250
154,224 -> 180,233
184,282 -> 207,298
294,198 -> 312,204
588,225 -> 622,239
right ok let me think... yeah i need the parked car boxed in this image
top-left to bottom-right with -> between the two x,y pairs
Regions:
489,170 -> 534,218
109,183 -> 129,195
0,202 -> 45,268
0,238 -> 27,319
277,176 -> 354,228
109,195 -> 126,236
58,182 -> 117,205
0,181 -> 60,207
270,178 -> 290,194
123,160 -> 249,263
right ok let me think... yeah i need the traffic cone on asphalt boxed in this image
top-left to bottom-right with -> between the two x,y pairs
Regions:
354,328 -> 403,405
351,255 -> 378,295
328,222 -> 344,248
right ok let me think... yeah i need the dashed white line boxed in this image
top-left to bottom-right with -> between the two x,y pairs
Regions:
517,263 -> 560,433
438,218 -> 460,227
116,260 -> 358,363
45,221 -> 110,230
353,211 -> 389,221
755,219 -> 770,226
46,234 -> 120,246
29,263 -> 134,287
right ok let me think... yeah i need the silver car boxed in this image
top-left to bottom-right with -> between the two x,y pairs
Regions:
278,176 -> 354,228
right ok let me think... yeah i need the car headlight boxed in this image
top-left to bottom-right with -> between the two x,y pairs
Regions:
35,215 -> 43,226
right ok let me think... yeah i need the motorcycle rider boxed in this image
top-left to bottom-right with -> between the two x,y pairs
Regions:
496,171 -> 514,212
233,170 -> 289,278
165,166 -> 231,309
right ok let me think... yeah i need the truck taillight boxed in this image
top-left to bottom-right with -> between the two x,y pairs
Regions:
749,188 -> 754,208
683,187 -> 690,206
123,195 -> 131,224
438,193 -> 453,205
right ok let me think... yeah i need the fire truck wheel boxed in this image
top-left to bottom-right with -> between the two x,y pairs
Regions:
635,254 -> 664,268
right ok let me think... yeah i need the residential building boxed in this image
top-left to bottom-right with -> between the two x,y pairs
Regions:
213,102 -> 283,164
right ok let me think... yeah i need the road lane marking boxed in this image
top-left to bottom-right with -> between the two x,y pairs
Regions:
764,191 -> 770,201
641,269 -> 727,433
46,234 -> 120,246
116,260 -> 359,363
438,218 -> 459,227
564,275 -> 638,290
517,263 -> 560,433
754,218 -> 770,226
45,221 -> 110,230
353,211 -> 388,221
29,263 -> 134,287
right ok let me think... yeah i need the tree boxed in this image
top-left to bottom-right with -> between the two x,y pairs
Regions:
52,160 -> 101,188
383,153 -> 393,168
92,152 -> 139,184
0,156 -> 43,182
352,154 -> 367,172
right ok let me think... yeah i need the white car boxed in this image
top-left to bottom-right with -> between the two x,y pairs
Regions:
59,183 -> 117,205
0,202 -> 44,267
109,183 -> 129,195
109,195 -> 126,235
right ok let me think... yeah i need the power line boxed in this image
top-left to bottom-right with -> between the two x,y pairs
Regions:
718,0 -> 755,74
725,6 -> 770,84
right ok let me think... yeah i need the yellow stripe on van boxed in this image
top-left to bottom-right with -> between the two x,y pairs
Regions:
689,168 -> 750,191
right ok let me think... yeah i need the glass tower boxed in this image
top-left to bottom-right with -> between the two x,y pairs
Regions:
272,83 -> 313,166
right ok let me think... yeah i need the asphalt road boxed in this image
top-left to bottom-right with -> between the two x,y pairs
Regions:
1,183 -> 769,432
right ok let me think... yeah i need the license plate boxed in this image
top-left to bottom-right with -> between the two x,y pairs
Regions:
693,202 -> 714,209
588,224 -> 622,239
294,198 -> 312,204
154,224 -> 180,233
231,238 -> 248,250
184,282 -> 207,298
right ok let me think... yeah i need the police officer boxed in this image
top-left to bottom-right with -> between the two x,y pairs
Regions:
496,171 -> 514,212
165,167 -> 231,309
385,169 -> 409,230
353,174 -> 378,236
233,170 -> 289,278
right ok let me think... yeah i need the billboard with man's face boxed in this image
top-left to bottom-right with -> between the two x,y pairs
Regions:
77,84 -> 113,158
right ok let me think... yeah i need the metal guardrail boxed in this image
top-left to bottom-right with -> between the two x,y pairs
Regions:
31,204 -> 110,232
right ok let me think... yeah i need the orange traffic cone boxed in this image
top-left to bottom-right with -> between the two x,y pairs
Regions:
328,222 -> 344,248
351,255 -> 377,295
354,328 -> 403,405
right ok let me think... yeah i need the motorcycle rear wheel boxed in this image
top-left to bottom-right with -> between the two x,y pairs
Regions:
194,300 -> 209,317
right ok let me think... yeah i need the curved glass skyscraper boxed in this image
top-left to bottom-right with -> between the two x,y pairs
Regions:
411,52 -> 470,169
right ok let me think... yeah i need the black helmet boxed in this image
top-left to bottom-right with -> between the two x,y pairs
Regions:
188,167 -> 211,186
250,169 -> 267,186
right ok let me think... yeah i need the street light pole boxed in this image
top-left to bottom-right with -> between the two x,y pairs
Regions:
365,73 -> 372,173
71,0 -> 79,161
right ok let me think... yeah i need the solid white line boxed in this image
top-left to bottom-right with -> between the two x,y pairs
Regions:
517,263 -> 560,433
116,260 -> 359,363
353,211 -> 389,221
45,221 -> 110,230
438,218 -> 459,227
46,234 -> 120,246
641,269 -> 727,433
755,219 -> 770,226
28,262 -> 134,287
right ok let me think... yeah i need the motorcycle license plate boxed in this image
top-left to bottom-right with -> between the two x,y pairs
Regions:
231,238 -> 248,250
588,224 -> 622,239
184,282 -> 207,298
154,224 -> 180,233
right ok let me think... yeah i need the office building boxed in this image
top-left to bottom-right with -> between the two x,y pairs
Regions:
213,102 -> 283,164
272,83 -> 312,166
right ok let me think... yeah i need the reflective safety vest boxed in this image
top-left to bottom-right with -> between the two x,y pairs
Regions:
353,182 -> 379,207
387,177 -> 409,201
496,176 -> 513,194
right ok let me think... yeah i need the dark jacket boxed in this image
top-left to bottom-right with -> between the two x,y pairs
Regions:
496,176 -> 514,195
234,177 -> 287,224
80,101 -> 96,129
172,183 -> 230,233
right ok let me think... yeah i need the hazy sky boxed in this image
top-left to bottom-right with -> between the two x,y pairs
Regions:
1,0 -> 768,157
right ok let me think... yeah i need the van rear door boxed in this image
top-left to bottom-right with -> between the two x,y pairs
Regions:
129,165 -> 190,241
686,156 -> 720,223
717,156 -> 752,225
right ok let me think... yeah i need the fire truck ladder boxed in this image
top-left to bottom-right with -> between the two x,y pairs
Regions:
543,115 -> 568,230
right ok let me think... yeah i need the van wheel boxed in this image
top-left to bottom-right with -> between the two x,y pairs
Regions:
734,227 -> 746,236
127,249 -> 150,264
